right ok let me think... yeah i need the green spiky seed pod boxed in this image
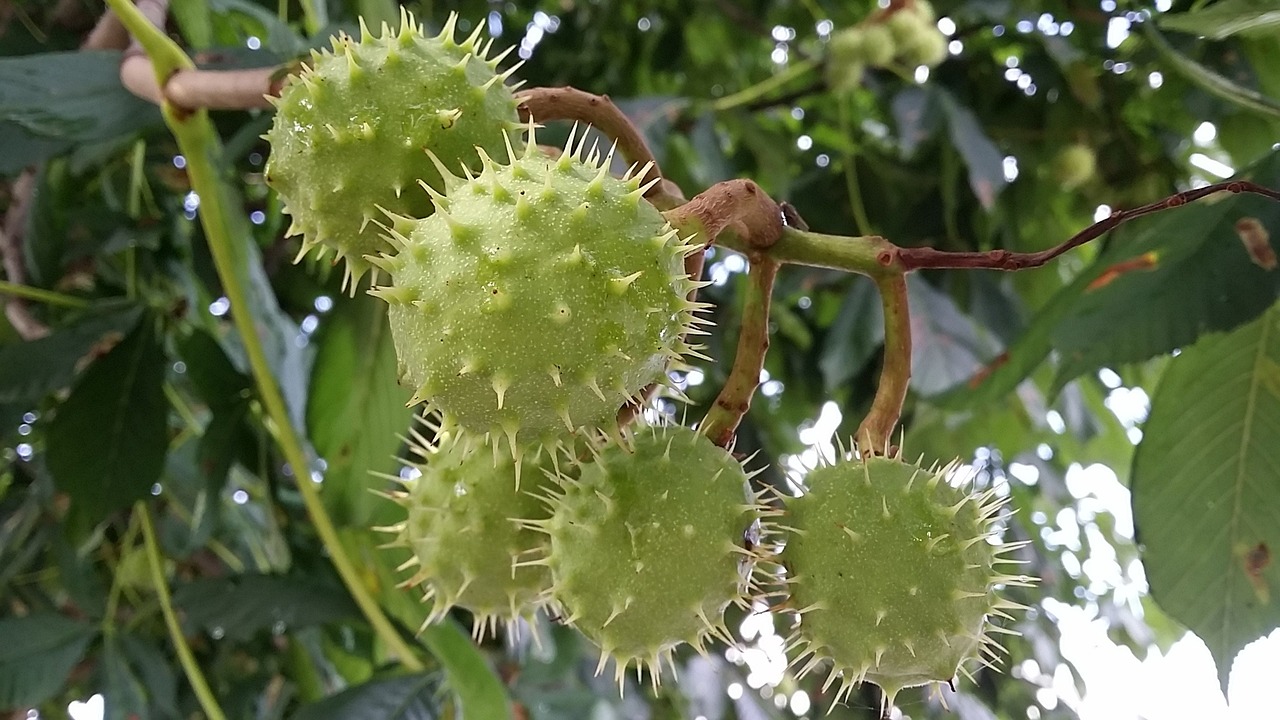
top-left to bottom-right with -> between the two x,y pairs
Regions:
780,455 -> 1033,711
389,433 -> 558,637
533,425 -> 769,686
371,130 -> 705,457
859,25 -> 898,67
265,11 -> 522,289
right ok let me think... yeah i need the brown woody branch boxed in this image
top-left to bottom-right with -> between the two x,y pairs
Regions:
664,179 -> 785,255
516,87 -> 687,209
889,180 -> 1280,271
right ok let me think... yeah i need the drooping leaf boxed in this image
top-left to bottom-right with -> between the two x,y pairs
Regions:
1132,303 -> 1280,693
819,277 -> 883,392
291,673 -> 443,720
891,87 -> 943,157
175,328 -> 250,410
307,295 -> 411,527
0,51 -> 161,161
0,303 -> 142,404
111,634 -> 179,720
173,573 -> 359,641
938,90 -> 1008,210
1160,0 -> 1280,40
1143,24 -> 1280,119
46,316 -> 169,521
0,614 -> 98,708
908,276 -> 1003,396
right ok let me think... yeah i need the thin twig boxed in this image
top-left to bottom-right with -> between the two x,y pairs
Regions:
699,258 -> 779,447
516,86 -> 683,207
891,180 -> 1280,271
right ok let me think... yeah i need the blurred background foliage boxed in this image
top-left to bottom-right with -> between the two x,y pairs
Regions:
2,0 -> 1279,719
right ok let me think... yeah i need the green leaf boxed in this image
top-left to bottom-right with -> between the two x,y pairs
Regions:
1160,0 -> 1280,40
0,50 -> 161,144
0,614 -> 98,708
1132,303 -> 1280,693
173,573 -> 359,641
0,303 -> 142,404
46,316 -> 168,521
307,295 -> 412,527
908,276 -> 1003,396
948,150 -> 1280,407
938,90 -> 1008,209
1143,24 -> 1280,119
291,673 -> 442,720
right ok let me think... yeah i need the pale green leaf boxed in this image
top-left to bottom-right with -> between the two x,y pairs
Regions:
1132,303 -> 1280,693
1160,0 -> 1280,40
308,295 -> 412,527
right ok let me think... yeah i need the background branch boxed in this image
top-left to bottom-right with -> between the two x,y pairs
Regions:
893,180 -> 1280,271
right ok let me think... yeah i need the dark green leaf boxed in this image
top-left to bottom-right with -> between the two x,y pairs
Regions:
173,573 -> 359,641
0,51 -> 161,143
46,316 -> 168,520
908,276 -> 1003,396
1160,0 -> 1280,40
308,295 -> 411,527
175,329 -> 251,409
948,150 -> 1280,407
891,87 -> 942,157
1144,24 -> 1280,119
0,303 -> 142,404
0,614 -> 97,708
939,91 -> 1007,209
291,673 -> 442,720
819,278 -> 883,391
1133,303 -> 1280,693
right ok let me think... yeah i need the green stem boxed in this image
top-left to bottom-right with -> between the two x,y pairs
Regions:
106,0 -> 424,672
712,58 -> 818,112
138,502 -> 227,720
699,258 -> 779,447
723,226 -> 897,277
297,0 -> 322,37
102,513 -> 142,633
837,101 -> 874,236
0,280 -> 90,308
854,274 -> 911,454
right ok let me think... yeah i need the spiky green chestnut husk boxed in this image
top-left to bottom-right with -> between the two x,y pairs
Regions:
389,433 -> 557,637
371,132 -> 704,456
780,455 -> 1033,709
533,425 -> 769,686
265,12 -> 521,288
